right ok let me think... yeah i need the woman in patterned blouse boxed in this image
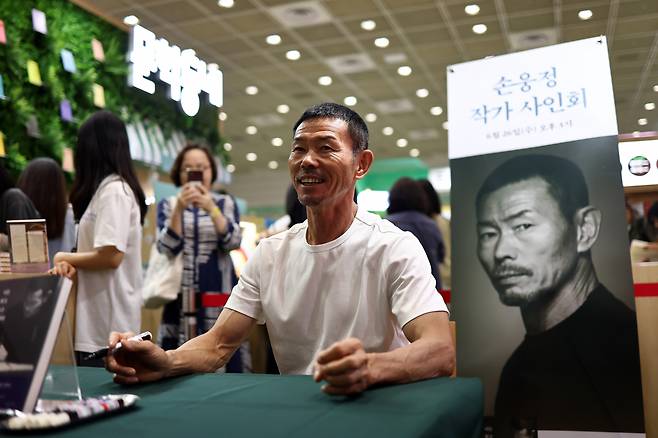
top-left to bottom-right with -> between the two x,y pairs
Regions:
156,144 -> 245,371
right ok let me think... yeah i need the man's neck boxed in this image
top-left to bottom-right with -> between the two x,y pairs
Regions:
520,259 -> 599,334
306,199 -> 357,245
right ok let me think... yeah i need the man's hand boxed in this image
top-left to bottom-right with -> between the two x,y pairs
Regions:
106,331 -> 171,384
313,338 -> 371,395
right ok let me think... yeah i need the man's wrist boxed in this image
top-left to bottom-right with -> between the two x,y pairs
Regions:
210,206 -> 221,219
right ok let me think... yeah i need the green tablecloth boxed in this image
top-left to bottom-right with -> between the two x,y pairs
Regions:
16,367 -> 484,437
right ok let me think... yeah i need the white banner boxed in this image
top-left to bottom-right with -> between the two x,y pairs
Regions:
447,37 -> 617,159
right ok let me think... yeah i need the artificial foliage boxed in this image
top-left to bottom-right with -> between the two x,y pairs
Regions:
0,0 -> 224,178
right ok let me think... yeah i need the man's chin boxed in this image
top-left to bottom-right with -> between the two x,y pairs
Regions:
497,289 -> 534,306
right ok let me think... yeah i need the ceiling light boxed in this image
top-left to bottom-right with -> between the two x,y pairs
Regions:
472,24 -> 487,34
645,102 -> 656,111
409,148 -> 420,157
578,9 -> 593,20
654,85 -> 658,92
218,111 -> 228,121
246,125 -> 258,135
245,85 -> 258,95
365,113 -> 377,122
638,118 -> 648,126
223,143 -> 232,151
218,0 -> 234,8
286,50 -> 301,60
268,161 -> 279,170
266,34 -> 282,45
374,37 -> 390,48
344,96 -> 357,106
277,104 -> 290,114
430,106 -> 443,116
397,66 -> 412,76
271,137 -> 283,147
318,75 -> 332,86
246,152 -> 258,161
123,15 -> 139,26
396,138 -> 408,148
442,121 -> 449,130
226,164 -> 235,173
416,88 -> 429,98
361,20 -> 376,31
382,126 -> 394,136
464,4 -> 480,15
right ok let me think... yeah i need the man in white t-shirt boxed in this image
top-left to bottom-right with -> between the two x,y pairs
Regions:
107,103 -> 454,395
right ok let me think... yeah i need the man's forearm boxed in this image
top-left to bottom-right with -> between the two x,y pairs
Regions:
164,309 -> 255,378
366,337 -> 455,386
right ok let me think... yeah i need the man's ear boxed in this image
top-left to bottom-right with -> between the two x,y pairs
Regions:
574,206 -> 602,253
355,150 -> 374,180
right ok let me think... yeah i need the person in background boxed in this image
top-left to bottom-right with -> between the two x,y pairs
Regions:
419,179 -> 451,291
17,158 -> 76,264
386,177 -> 444,291
156,144 -> 244,372
625,200 -> 648,243
49,110 -> 146,367
0,163 -> 40,251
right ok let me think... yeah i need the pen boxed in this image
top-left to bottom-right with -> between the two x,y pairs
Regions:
84,331 -> 152,361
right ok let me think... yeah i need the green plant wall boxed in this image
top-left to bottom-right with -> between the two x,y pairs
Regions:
0,0 -> 224,178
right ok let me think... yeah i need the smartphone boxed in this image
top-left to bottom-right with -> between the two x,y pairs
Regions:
187,170 -> 203,184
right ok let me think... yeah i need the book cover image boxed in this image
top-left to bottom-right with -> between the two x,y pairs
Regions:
0,276 -> 71,412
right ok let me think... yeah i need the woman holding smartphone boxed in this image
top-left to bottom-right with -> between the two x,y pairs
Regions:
157,144 -> 244,370
50,111 -> 146,366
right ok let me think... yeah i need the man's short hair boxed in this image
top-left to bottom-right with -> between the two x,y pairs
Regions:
292,102 -> 369,154
476,154 -> 589,222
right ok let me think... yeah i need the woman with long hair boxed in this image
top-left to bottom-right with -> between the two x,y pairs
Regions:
50,110 -> 146,366
17,157 -> 76,264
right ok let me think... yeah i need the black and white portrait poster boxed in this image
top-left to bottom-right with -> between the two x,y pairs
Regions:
447,37 -> 644,436
0,276 -> 71,413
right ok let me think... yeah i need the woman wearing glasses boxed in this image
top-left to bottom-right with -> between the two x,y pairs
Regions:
157,144 -> 244,371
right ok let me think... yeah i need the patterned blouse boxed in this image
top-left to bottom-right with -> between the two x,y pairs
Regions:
156,192 -> 241,350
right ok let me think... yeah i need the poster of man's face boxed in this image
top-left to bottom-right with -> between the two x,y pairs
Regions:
450,136 -> 644,434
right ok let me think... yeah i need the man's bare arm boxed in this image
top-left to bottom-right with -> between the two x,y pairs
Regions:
313,312 -> 455,395
107,308 -> 256,384
166,309 -> 256,376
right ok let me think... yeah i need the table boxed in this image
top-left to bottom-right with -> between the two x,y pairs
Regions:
27,368 -> 483,437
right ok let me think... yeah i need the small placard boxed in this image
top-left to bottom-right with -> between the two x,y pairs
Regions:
60,49 -> 76,73
27,60 -> 42,86
92,83 -> 105,108
7,219 -> 49,272
31,9 -> 47,35
59,100 -> 72,122
0,20 -> 6,44
91,38 -> 105,62
25,115 -> 40,138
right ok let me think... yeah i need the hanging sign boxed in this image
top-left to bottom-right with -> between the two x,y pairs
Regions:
127,25 -> 223,117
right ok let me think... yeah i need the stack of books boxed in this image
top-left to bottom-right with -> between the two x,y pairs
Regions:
0,251 -> 11,273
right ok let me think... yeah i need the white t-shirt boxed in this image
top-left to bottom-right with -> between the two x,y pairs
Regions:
226,207 -> 448,374
75,176 -> 143,352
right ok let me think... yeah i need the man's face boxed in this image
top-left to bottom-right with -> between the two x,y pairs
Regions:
288,117 -> 358,207
476,177 -> 579,307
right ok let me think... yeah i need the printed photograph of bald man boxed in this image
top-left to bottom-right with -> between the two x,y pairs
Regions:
450,137 -> 644,436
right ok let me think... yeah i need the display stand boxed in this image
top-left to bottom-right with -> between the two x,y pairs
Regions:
36,307 -> 82,408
